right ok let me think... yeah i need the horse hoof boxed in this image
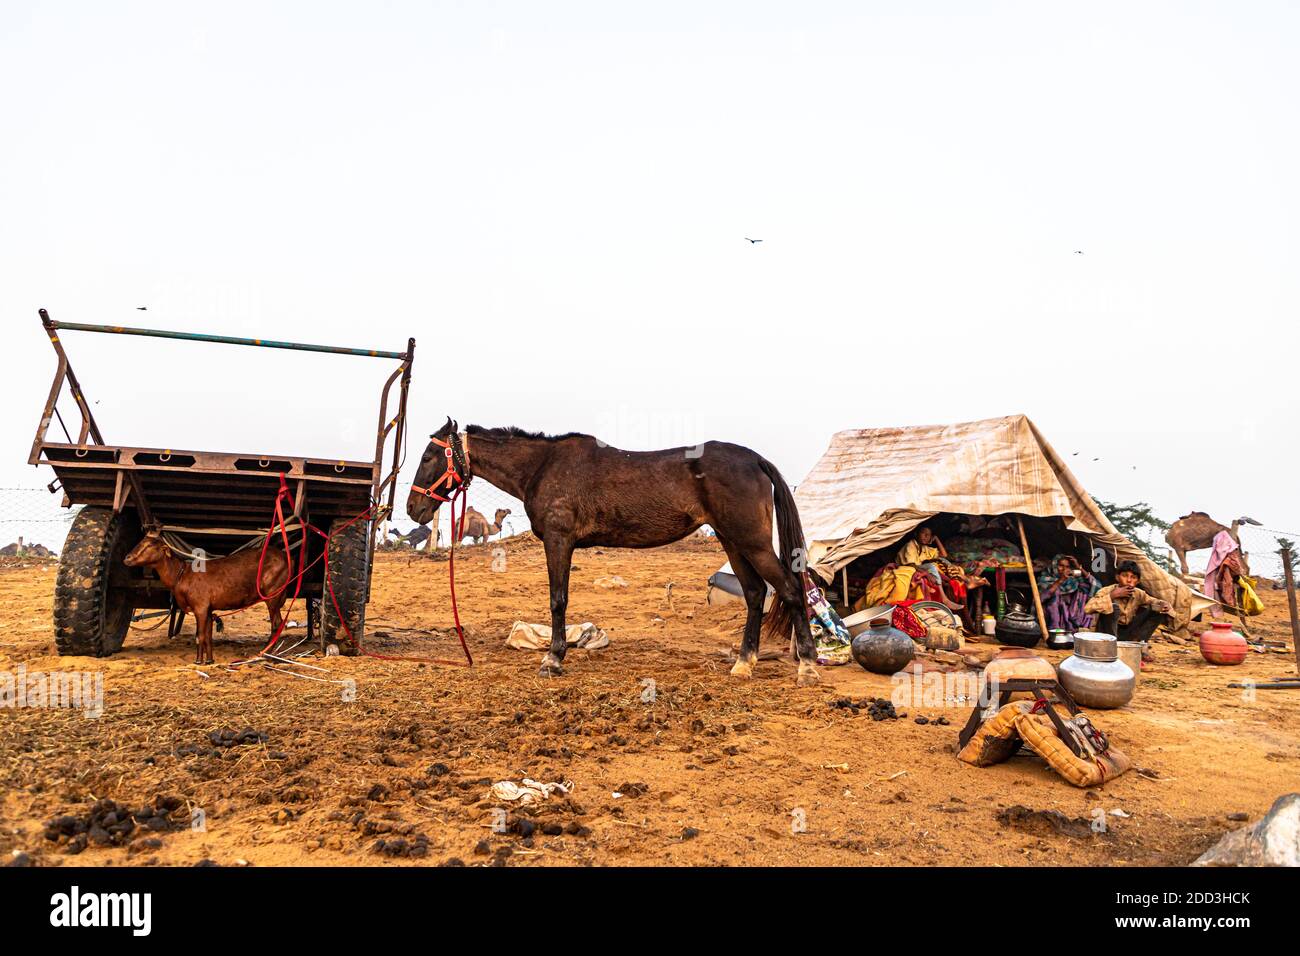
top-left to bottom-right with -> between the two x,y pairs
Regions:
538,653 -> 564,677
729,658 -> 755,679
796,661 -> 821,687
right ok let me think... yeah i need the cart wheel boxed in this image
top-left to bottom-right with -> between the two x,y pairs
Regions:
320,515 -> 370,655
53,507 -> 140,657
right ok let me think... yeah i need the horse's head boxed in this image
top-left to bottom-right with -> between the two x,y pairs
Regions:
124,528 -> 169,568
407,417 -> 470,525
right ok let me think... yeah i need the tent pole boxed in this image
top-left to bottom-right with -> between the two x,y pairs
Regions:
841,566 -> 849,610
1016,516 -> 1050,643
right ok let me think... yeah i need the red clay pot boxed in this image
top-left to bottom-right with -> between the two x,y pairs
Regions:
1199,621 -> 1248,666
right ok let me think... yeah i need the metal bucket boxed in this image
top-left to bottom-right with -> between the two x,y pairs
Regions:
1116,641 -> 1144,682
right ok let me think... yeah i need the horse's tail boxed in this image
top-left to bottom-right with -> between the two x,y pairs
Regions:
757,457 -> 807,643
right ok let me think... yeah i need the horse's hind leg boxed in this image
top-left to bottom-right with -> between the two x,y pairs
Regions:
718,539 -> 766,678
539,534 -> 575,677
741,547 -> 821,687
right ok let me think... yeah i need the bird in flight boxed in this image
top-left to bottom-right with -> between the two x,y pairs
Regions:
136,306 -> 147,310
745,238 -> 763,244
1073,250 -> 1084,255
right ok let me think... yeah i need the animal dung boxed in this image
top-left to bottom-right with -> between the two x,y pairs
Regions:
830,697 -> 902,721
209,727 -> 270,748
43,796 -> 186,854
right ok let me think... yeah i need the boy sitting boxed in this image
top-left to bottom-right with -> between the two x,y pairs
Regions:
1083,560 -> 1172,642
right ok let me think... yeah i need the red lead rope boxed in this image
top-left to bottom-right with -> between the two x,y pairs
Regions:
442,485 -> 473,665
236,472 -> 473,667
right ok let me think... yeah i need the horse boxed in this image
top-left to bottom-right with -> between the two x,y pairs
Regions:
123,529 -> 290,665
406,418 -> 819,685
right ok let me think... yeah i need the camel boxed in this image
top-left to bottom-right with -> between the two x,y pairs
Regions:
387,522 -> 436,551
1165,512 -> 1261,575
456,507 -> 511,545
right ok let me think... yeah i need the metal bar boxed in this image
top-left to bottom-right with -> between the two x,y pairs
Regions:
384,337 -> 414,518
38,311 -> 105,445
368,337 -> 414,565
28,352 -> 68,464
47,318 -> 407,360
38,309 -> 154,525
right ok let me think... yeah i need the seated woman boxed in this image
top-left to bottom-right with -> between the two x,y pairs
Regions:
897,527 -> 946,566
1036,554 -> 1100,634
896,527 -> 967,610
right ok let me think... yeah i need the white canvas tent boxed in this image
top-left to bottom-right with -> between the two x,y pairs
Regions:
712,414 -> 1204,634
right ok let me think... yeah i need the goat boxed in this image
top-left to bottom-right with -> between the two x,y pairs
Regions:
124,529 -> 290,665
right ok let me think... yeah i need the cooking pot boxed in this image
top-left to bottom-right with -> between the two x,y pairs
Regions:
994,606 -> 1042,648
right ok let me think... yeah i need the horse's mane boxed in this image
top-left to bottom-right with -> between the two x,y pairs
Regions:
466,424 -> 588,443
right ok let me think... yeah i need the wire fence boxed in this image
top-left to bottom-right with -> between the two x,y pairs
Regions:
0,481 -> 531,558
5,481 -> 1297,577
381,481 -> 529,550
1236,525 -> 1300,584
0,487 -> 79,556
1156,522 -> 1300,585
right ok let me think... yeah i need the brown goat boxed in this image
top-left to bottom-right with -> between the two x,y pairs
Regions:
124,530 -> 290,665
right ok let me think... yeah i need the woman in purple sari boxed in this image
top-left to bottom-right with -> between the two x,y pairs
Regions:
1037,554 -> 1100,633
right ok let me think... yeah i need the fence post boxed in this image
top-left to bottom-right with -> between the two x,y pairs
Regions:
1282,548 -> 1300,677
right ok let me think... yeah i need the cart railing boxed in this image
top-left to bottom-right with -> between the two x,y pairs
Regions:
30,309 -> 415,560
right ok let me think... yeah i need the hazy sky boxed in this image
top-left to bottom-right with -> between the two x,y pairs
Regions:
2,2 -> 1297,546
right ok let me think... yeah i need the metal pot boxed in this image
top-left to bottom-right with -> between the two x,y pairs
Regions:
1046,628 -> 1073,650
994,606 -> 1042,648
1058,633 -> 1135,709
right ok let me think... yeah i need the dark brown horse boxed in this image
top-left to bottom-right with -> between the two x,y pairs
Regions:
406,419 -> 820,685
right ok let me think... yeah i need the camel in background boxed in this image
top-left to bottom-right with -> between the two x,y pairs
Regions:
388,522 -> 436,551
457,508 -> 511,545
1165,512 -> 1261,575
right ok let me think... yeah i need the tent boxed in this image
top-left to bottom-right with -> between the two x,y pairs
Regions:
710,414 -> 1203,634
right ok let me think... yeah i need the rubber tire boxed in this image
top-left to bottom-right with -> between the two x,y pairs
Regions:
53,507 -> 139,657
320,515 -> 370,655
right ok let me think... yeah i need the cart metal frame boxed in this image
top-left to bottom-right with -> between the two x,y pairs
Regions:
30,308 -> 414,633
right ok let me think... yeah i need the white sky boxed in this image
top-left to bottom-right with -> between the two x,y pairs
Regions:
2,1 -> 1297,543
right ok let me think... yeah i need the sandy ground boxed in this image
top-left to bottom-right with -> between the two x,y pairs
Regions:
1,536 -> 1298,867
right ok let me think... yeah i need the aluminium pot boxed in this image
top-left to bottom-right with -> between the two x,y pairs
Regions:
1058,633 -> 1135,709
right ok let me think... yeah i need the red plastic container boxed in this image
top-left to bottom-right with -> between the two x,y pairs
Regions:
1199,621 -> 1248,666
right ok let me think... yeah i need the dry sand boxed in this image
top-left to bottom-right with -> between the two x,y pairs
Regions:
1,536 -> 1297,867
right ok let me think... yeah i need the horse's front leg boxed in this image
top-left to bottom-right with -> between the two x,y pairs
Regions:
539,535 -> 574,677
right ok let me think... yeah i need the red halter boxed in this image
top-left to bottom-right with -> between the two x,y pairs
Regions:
410,433 -> 470,502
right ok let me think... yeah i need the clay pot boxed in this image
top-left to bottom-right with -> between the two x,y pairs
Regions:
1199,621 -> 1248,666
851,618 -> 916,675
